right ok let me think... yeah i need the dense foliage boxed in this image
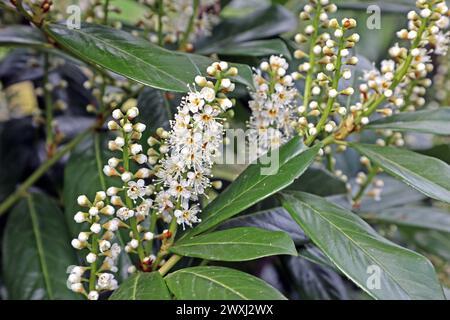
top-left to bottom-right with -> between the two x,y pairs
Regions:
0,0 -> 449,300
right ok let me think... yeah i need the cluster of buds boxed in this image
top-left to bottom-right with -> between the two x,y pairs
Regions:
68,62 -> 237,299
67,192 -> 120,300
105,103 -> 158,259
248,56 -> 299,156
293,0 -> 360,140
154,62 -> 237,229
360,0 -> 449,116
136,0 -> 220,48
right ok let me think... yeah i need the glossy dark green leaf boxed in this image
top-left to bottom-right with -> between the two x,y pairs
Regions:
350,143 -> 450,204
196,5 -> 296,54
365,108 -> 450,135
165,266 -> 286,300
109,272 -> 171,300
184,137 -> 321,237
286,255 -> 349,300
44,23 -> 253,92
298,245 -> 336,271
219,207 -> 308,243
280,191 -> 445,300
287,167 -> 347,196
419,144 -> 450,165
171,227 -> 297,261
2,193 -> 80,300
362,207 -> 450,234
198,39 -> 291,58
0,25 -> 48,48
402,229 -> 450,261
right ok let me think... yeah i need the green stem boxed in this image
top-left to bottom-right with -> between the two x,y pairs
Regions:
179,0 -> 199,50
43,52 -> 54,154
15,0 -> 35,23
122,127 -> 146,262
103,0 -> 110,24
158,254 -> 181,276
88,233 -> 99,292
302,2 -> 322,111
157,0 -> 164,46
305,34 -> 345,146
352,165 -> 378,205
153,213 -> 178,269
146,210 -> 158,254
94,133 -> 107,192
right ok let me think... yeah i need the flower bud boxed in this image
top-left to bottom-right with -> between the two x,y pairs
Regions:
90,223 -> 102,234
86,253 -> 97,264
74,212 -> 87,223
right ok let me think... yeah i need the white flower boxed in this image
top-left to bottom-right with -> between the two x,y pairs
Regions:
116,207 -> 134,221
127,179 -> 147,200
136,199 -> 153,217
88,291 -> 99,300
187,92 -> 205,113
174,205 -> 201,230
168,179 -> 191,200
97,273 -> 118,290
200,87 -> 216,102
99,240 -> 111,253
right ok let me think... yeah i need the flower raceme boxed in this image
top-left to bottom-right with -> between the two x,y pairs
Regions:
248,0 -> 449,205
67,62 -> 237,299
154,61 -> 236,229
248,56 -> 299,157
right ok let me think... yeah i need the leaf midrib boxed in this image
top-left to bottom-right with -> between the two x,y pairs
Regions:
27,195 -> 53,300
360,146 -> 450,199
172,270 -> 249,299
195,144 -> 311,233
287,195 -> 412,299
48,24 -> 188,89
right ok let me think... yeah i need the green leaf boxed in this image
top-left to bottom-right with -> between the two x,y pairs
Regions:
165,266 -> 286,300
198,39 -> 291,58
419,144 -> 450,165
286,255 -> 349,300
0,25 -> 48,48
109,272 -> 171,300
44,23 -> 253,92
171,227 -> 297,261
219,207 -> 308,243
362,206 -> 450,234
184,137 -> 321,237
196,5 -> 296,55
365,108 -> 450,135
350,143 -> 450,204
280,191 -> 445,300
2,193 -> 80,300
408,230 -> 450,261
287,167 -> 347,196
